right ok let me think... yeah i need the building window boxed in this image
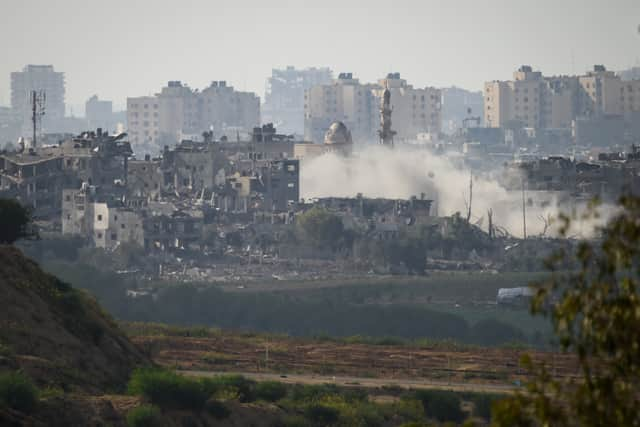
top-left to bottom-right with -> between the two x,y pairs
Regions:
97,233 -> 102,239
114,215 -> 118,221
111,233 -> 117,240
121,223 -> 125,229
97,214 -> 103,221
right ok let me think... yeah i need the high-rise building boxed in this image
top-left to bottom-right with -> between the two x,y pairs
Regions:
85,95 -> 113,131
200,80 -> 260,137
263,66 -> 333,135
372,73 -> 441,140
484,65 -> 640,130
127,80 -> 260,155
618,66 -> 640,82
304,73 -> 441,144
304,73 -> 379,144
10,65 -> 65,134
441,87 -> 484,134
127,96 -> 160,154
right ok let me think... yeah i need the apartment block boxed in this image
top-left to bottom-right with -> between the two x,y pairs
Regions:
85,95 -> 114,131
304,73 -> 377,144
373,73 -> 441,140
127,80 -> 260,155
304,73 -> 441,144
263,66 -> 333,135
127,96 -> 160,153
484,65 -> 640,131
10,65 -> 65,133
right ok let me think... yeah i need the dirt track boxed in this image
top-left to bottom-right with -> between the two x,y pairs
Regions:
181,370 -> 519,394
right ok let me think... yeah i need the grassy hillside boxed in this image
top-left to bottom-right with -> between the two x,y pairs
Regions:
0,245 -> 148,394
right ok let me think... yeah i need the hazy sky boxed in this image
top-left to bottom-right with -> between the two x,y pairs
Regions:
1,0 -> 638,112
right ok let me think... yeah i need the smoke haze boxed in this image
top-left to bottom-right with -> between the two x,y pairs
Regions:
301,146 -> 611,238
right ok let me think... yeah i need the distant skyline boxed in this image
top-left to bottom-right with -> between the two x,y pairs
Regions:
1,0 -> 638,112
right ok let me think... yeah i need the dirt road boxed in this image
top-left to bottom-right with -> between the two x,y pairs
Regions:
180,370 -> 518,394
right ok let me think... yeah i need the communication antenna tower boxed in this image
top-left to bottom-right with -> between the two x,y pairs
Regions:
30,90 -> 46,148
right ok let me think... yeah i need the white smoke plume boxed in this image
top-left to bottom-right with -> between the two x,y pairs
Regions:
300,145 -> 612,238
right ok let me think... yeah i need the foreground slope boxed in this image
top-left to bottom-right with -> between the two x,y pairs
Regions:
0,245 -> 148,393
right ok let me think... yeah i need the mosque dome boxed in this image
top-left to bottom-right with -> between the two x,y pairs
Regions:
324,121 -> 353,145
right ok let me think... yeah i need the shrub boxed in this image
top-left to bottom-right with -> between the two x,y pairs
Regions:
126,404 -> 162,427
0,371 -> 38,413
304,404 -> 340,426
255,381 -> 287,402
414,389 -> 464,423
0,198 -> 33,244
354,402 -> 385,426
282,415 -> 309,427
469,392 -> 504,420
205,398 -> 230,419
204,375 -> 256,402
128,368 -> 207,411
289,384 -> 340,402
0,342 -> 13,357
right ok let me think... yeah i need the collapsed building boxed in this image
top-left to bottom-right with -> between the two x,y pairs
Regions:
503,148 -> 640,200
306,194 -> 433,238
62,184 -> 204,251
0,129 -> 131,218
53,125 -> 301,250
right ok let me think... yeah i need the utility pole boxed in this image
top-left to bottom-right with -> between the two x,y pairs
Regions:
466,172 -> 473,223
487,208 -> 494,239
522,178 -> 527,239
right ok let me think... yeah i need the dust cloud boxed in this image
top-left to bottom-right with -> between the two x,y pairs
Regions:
300,145 -> 611,238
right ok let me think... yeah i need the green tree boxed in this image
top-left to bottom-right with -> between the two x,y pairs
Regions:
0,371 -> 39,413
0,198 -> 33,244
492,196 -> 640,426
126,404 -> 161,427
297,207 -> 345,251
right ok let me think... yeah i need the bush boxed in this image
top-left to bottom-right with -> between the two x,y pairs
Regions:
205,398 -> 231,419
0,198 -> 33,244
0,371 -> 38,413
126,404 -> 162,427
304,404 -> 340,426
414,389 -> 464,423
203,375 -> 256,402
128,368 -> 207,411
469,392 -> 504,420
255,381 -> 287,402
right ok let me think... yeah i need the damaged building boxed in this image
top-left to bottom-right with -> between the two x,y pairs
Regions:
307,194 -> 433,238
0,128 -> 132,218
